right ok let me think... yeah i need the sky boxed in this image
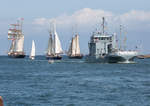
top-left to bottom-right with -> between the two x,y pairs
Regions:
0,0 -> 150,55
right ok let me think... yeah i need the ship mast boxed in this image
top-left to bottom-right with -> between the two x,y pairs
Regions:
8,18 -> 24,40
47,22 -> 54,55
119,25 -> 122,50
8,18 -> 24,53
123,36 -> 127,50
102,17 -> 105,35
119,25 -> 127,50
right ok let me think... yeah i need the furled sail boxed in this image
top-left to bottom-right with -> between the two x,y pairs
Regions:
30,40 -> 35,57
15,35 -> 24,52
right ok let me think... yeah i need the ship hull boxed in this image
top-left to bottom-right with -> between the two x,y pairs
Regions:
86,56 -> 135,63
46,55 -> 62,60
105,55 -> 136,63
86,51 -> 138,63
8,52 -> 26,58
86,55 -> 107,63
106,51 -> 138,63
8,54 -> 26,58
68,55 -> 83,59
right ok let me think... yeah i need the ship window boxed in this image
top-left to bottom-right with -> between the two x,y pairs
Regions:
100,37 -> 110,40
106,37 -> 111,40
99,37 -> 112,40
101,37 -> 104,40
94,37 -> 99,41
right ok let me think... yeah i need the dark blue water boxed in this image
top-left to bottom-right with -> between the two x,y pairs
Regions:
0,56 -> 150,106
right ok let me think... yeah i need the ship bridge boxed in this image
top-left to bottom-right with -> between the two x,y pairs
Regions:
90,32 -> 113,43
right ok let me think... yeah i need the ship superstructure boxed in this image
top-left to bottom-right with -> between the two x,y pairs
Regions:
8,18 -> 25,58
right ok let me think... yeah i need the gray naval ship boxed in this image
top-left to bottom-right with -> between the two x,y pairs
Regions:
86,17 -> 138,63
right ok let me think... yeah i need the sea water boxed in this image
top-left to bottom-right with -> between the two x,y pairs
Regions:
0,56 -> 150,106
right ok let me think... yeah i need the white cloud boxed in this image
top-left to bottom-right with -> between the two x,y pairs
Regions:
32,8 -> 150,32
32,18 -> 47,25
117,10 -> 150,30
32,8 -> 114,30
120,10 -> 150,22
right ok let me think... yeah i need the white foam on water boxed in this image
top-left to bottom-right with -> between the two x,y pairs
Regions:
118,60 -> 136,64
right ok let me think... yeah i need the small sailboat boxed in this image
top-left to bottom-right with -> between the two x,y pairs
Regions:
7,18 -> 25,58
46,23 -> 63,60
67,34 -> 83,59
30,40 -> 35,60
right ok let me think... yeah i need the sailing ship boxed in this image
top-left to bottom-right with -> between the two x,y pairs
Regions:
46,23 -> 63,60
86,17 -> 138,63
30,40 -> 35,60
7,18 -> 25,58
67,34 -> 83,59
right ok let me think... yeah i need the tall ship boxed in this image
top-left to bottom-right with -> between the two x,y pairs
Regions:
67,34 -> 83,59
46,23 -> 63,60
86,17 -> 138,63
7,18 -> 25,58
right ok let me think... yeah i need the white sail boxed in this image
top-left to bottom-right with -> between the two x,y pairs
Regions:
75,34 -> 80,55
71,37 -> 76,55
68,40 -> 72,55
9,40 -> 16,52
8,30 -> 12,34
30,40 -> 35,58
68,34 -> 81,56
54,31 -> 63,54
15,35 -> 24,52
8,30 -> 13,39
47,33 -> 54,55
